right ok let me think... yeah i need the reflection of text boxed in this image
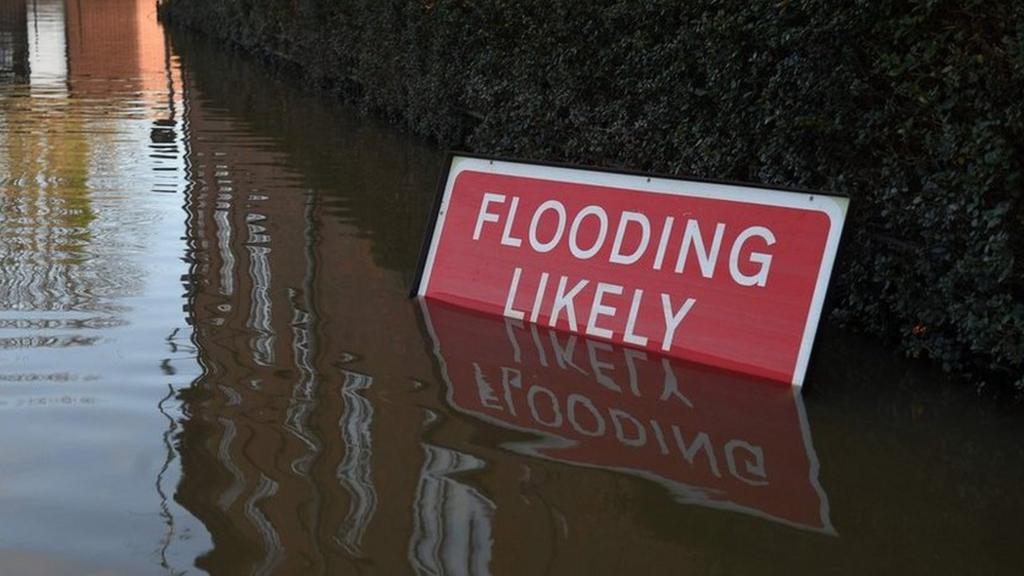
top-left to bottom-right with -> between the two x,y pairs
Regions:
421,299 -> 834,532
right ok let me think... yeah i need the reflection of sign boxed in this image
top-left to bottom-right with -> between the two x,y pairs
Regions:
414,155 -> 848,385
419,299 -> 835,533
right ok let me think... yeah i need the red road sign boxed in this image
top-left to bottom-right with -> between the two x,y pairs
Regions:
414,155 -> 848,385
418,299 -> 835,532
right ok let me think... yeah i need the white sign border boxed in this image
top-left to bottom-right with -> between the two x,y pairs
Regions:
414,154 -> 849,387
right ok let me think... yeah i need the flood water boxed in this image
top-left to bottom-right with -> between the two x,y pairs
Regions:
0,2 -> 1021,575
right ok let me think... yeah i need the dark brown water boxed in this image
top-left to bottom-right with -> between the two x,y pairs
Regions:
0,2 -> 1021,574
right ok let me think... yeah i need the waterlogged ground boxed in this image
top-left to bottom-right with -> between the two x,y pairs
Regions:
0,2 -> 1022,575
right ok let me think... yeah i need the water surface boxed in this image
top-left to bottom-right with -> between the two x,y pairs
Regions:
0,2 -> 1022,574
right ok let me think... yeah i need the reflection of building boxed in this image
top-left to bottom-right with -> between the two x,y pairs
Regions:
409,434 -> 495,576
336,370 -> 378,556
0,2 -> 198,573
173,46 -> 443,572
65,0 -> 171,96
169,23 -> 837,576
0,0 -> 184,314
0,0 -> 29,81
65,0 -> 140,87
1,0 -> 93,314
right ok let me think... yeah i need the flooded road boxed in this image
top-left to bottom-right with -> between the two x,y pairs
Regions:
0,2 -> 1022,574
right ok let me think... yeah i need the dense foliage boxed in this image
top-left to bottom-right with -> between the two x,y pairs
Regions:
160,0 -> 1024,387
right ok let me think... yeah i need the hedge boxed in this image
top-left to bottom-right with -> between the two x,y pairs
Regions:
159,0 -> 1024,388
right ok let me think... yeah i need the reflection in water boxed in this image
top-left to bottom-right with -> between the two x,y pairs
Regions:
245,212 -> 275,367
1,0 -> 93,313
0,0 -> 204,573
216,415 -> 247,512
27,0 -> 66,91
0,0 -> 29,81
168,35 -> 841,566
286,285 -> 320,477
419,299 -> 833,533
336,369 -> 377,556
409,439 -> 495,576
172,38 -> 443,571
1,1 -> 1023,574
245,473 -> 284,576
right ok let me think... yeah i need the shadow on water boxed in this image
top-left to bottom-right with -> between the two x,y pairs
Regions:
165,24 -> 1024,576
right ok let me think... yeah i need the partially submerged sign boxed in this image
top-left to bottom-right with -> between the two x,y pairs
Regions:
413,154 -> 848,385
